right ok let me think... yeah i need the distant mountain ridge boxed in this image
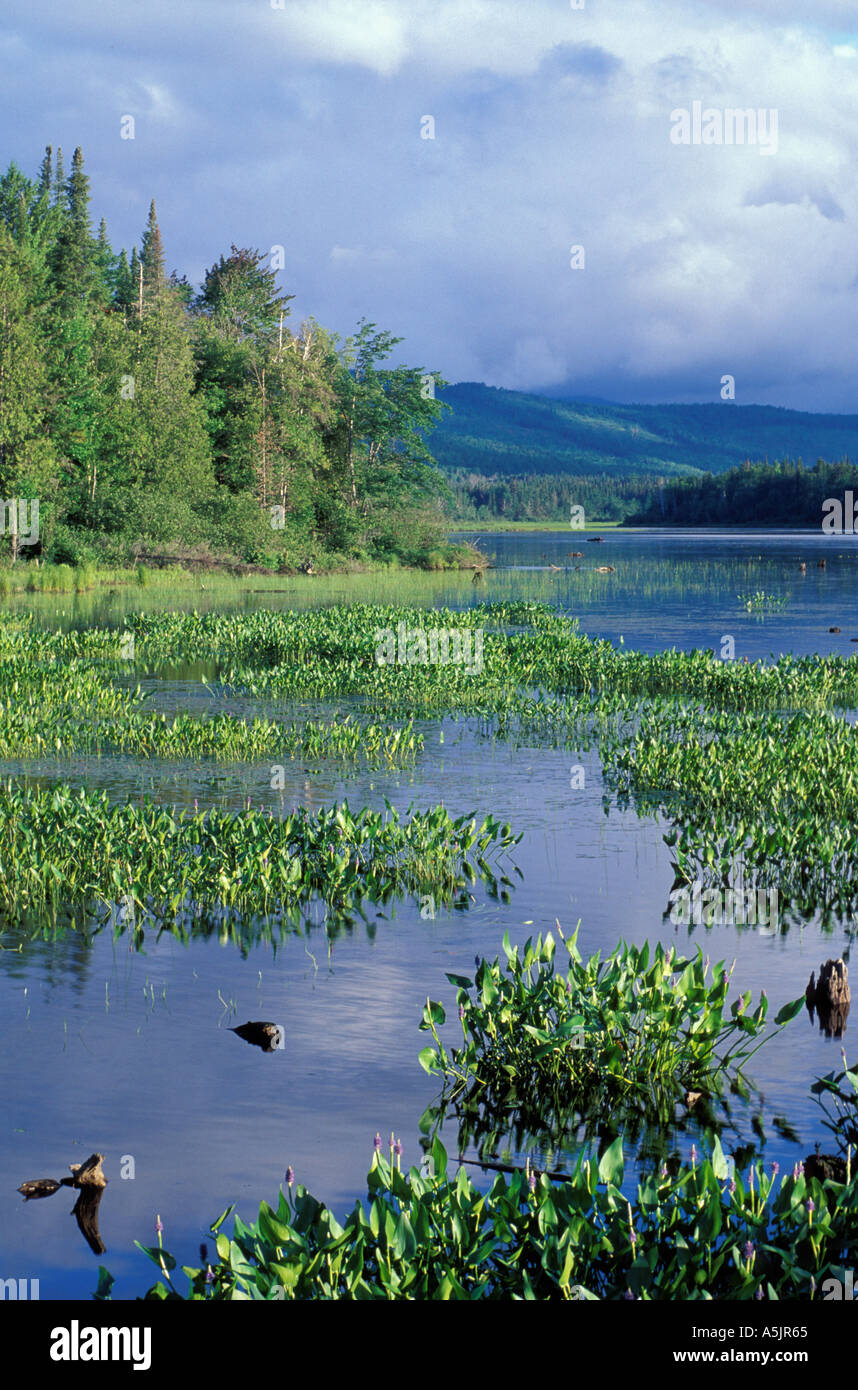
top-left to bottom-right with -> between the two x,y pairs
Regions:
431,383 -> 858,478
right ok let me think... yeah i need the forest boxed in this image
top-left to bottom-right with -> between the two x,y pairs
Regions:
626,457 -> 858,527
0,147 -> 460,571
443,469 -> 656,522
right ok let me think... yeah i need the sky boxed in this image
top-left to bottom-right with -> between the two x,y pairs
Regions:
2,0 -> 858,411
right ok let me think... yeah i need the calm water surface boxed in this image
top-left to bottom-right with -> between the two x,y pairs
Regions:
2,529 -> 856,1298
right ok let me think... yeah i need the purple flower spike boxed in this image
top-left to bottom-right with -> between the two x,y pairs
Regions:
529,1169 -> 537,1193
286,1166 -> 294,1187
755,1286 -> 763,1300
729,1178 -> 736,1195
624,1288 -> 634,1300
743,1240 -> 754,1261
373,1133 -> 382,1153
205,1265 -> 214,1285
458,1003 -> 465,1022
807,1198 -> 815,1214
771,1161 -> 780,1177
155,1214 -> 163,1235
393,1138 -> 403,1159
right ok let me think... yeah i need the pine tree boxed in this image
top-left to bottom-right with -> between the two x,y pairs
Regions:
67,148 -> 89,229
52,147 -> 65,207
128,246 -> 142,315
49,146 -> 99,306
140,199 -> 166,302
113,249 -> 135,311
37,146 -> 52,198
92,217 -> 116,306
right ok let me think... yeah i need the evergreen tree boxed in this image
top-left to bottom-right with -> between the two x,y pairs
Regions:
140,199 -> 166,302
128,247 -> 142,316
50,146 -> 97,305
52,147 -> 65,207
113,249 -> 135,312
37,146 -> 52,198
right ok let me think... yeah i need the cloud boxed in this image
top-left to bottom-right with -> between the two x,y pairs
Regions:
2,0 -> 858,408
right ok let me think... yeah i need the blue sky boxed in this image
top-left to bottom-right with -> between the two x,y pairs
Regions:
2,0 -> 858,410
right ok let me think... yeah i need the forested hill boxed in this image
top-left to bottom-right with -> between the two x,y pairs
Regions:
431,383 -> 858,478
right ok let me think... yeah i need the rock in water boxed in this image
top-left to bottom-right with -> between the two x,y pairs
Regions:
18,1179 -> 61,1200
230,1021 -> 283,1052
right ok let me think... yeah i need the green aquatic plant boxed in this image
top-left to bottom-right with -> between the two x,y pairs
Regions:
737,591 -> 788,612
418,926 -> 802,1132
0,781 -> 520,929
114,1133 -> 858,1301
811,1057 -> 858,1150
602,702 -> 858,912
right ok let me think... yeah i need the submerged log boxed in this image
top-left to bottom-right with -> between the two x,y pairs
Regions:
806,959 -> 850,1038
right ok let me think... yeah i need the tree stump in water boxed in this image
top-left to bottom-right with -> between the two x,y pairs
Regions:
66,1154 -> 107,1255
17,1152 -> 107,1255
806,959 -> 850,1038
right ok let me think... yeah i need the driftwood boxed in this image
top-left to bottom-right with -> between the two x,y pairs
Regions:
806,959 -> 850,1038
18,1153 -> 107,1255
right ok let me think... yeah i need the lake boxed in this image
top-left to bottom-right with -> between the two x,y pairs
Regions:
2,527 -> 856,1299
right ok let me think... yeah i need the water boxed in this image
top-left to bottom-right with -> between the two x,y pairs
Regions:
2,528 -> 856,1299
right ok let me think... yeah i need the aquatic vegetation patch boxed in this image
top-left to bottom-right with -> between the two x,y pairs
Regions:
0,782 -> 520,927
118,1134 -> 858,1300
123,603 -> 858,714
602,703 -> 858,911
0,636 -> 421,768
418,926 -> 802,1134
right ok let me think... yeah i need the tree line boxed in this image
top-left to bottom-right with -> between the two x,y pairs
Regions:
626,457 -> 858,527
443,470 -> 655,522
0,147 -> 454,568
